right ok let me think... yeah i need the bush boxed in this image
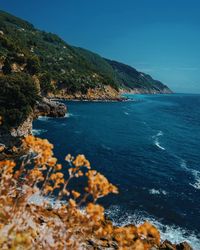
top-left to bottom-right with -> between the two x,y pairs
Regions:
39,72 -> 55,95
0,73 -> 40,128
0,135 -> 161,249
2,58 -> 11,74
25,56 -> 40,75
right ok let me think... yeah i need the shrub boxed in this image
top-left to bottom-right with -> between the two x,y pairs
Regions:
0,135 -> 161,249
25,56 -> 40,75
0,73 -> 40,128
2,58 -> 12,74
39,72 -> 55,95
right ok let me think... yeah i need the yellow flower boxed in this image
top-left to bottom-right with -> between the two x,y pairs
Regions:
73,154 -> 90,169
86,203 -> 104,222
68,198 -> 76,207
71,190 -> 80,199
86,170 -> 118,200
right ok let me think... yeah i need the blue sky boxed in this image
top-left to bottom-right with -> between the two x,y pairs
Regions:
1,0 -> 200,93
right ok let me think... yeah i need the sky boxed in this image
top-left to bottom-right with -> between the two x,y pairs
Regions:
0,0 -> 200,93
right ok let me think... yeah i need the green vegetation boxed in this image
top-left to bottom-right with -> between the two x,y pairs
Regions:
0,10 -> 170,94
0,10 -> 118,95
106,59 -> 170,92
0,10 -> 171,129
0,73 -> 40,128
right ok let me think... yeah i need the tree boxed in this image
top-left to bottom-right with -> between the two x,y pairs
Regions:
39,72 -> 54,95
0,73 -> 40,127
2,58 -> 12,74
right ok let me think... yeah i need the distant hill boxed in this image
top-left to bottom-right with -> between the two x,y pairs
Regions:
0,10 -> 172,128
106,59 -> 171,93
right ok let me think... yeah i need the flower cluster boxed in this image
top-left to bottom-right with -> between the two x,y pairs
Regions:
0,135 -> 161,249
86,170 -> 118,201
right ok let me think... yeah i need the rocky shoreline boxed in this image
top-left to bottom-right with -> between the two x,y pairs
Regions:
119,87 -> 173,95
85,237 -> 192,250
48,85 -> 173,103
0,98 -> 67,159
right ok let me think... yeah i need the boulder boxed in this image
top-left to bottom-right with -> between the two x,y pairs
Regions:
34,98 -> 67,118
176,242 -> 193,250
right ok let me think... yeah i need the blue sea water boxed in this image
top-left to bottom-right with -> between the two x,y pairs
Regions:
33,94 -> 200,249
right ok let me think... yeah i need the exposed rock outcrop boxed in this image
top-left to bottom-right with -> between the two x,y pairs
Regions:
84,238 -> 193,250
34,98 -> 67,117
120,87 -> 173,95
10,115 -> 33,137
159,240 -> 193,250
49,85 -> 124,101
0,99 -> 67,158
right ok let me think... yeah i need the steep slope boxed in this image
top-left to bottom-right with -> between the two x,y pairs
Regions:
0,10 -> 118,98
0,10 -> 173,130
0,10 -> 172,97
106,59 -> 172,94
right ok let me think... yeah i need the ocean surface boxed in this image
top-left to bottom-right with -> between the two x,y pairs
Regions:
33,94 -> 200,249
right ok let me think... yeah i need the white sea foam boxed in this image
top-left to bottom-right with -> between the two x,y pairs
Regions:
32,129 -> 47,136
37,116 -> 50,121
149,188 -> 168,195
153,131 -> 165,150
64,112 -> 73,118
155,140 -> 165,150
180,158 -> 187,169
189,169 -> 200,190
28,193 -> 200,248
105,206 -> 200,249
157,131 -> 163,137
179,159 -> 200,190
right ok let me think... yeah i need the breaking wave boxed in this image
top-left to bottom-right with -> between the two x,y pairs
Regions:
149,188 -> 168,195
180,159 -> 200,190
64,112 -> 74,118
153,131 -> 165,150
37,116 -> 50,121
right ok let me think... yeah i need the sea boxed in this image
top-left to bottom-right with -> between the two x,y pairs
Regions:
33,94 -> 200,249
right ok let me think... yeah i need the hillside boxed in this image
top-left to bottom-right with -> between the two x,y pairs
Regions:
0,10 -> 172,94
0,10 -> 172,130
106,59 -> 172,94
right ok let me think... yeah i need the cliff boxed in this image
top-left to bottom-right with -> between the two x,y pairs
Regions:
0,98 -> 66,159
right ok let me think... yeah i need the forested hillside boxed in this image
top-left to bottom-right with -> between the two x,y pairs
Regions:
0,10 -> 172,128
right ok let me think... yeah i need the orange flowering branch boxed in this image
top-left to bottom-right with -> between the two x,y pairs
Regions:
0,135 -> 161,249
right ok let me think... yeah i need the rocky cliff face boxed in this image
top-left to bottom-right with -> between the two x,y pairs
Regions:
10,115 -> 33,138
0,99 -> 67,158
49,86 -> 121,101
85,238 -> 192,250
34,98 -> 67,117
120,86 -> 173,95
